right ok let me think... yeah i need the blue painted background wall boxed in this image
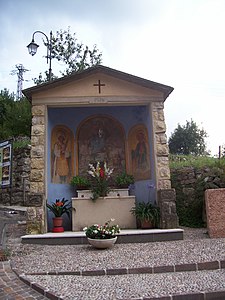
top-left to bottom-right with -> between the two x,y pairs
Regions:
47,105 -> 156,230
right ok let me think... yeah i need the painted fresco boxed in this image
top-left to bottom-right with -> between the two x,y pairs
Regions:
51,125 -> 74,184
77,116 -> 126,176
128,124 -> 151,181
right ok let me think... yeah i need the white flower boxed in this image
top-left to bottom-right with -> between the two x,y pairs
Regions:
83,227 -> 87,231
87,170 -> 95,177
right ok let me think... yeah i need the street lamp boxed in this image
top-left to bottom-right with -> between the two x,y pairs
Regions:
27,30 -> 53,81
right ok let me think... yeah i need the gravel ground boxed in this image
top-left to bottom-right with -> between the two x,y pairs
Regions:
6,227 -> 225,299
25,270 -> 225,300
9,229 -> 224,274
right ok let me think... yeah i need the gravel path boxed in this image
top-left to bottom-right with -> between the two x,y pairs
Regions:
25,270 -> 225,300
7,227 -> 225,299
11,238 -> 224,273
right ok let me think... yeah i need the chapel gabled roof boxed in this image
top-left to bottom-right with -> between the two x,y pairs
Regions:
22,65 -> 174,101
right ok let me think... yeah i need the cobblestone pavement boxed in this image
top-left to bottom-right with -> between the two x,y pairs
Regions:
0,207 -> 49,299
0,261 -> 48,300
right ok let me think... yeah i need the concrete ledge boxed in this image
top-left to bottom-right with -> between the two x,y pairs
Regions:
21,228 -> 184,245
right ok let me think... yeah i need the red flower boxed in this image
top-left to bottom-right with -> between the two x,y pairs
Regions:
99,168 -> 105,178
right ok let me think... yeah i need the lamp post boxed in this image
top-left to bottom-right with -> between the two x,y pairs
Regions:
27,30 -> 53,81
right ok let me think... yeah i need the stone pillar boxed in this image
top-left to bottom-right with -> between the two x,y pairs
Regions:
27,105 -> 46,234
158,189 -> 179,229
205,188 -> 225,238
152,102 -> 171,189
152,102 -> 179,228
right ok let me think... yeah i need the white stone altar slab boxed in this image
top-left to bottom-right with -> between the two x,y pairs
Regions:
77,189 -> 129,199
72,195 -> 136,231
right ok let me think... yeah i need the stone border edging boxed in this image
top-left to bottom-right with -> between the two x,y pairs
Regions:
12,259 -> 225,277
16,275 -> 225,300
10,260 -> 225,300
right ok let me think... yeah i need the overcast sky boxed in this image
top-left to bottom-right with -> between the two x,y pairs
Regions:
1,0 -> 225,155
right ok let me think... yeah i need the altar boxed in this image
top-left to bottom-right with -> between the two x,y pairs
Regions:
72,190 -> 136,231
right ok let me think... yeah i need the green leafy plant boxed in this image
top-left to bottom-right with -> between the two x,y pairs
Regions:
83,219 -> 120,239
115,172 -> 134,188
0,248 -> 10,261
130,202 -> 160,227
70,175 -> 91,189
46,198 -> 72,218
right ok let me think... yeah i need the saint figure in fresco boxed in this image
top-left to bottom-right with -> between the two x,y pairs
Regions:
52,129 -> 72,184
129,125 -> 151,181
133,130 -> 148,171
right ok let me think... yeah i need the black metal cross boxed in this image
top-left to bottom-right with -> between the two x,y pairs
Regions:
93,80 -> 105,94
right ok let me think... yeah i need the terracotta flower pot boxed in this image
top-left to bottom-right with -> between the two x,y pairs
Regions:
140,219 -> 154,229
52,217 -> 64,233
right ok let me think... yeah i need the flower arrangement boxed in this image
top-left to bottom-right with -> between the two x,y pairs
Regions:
88,161 -> 113,200
46,198 -> 72,218
83,219 -> 120,239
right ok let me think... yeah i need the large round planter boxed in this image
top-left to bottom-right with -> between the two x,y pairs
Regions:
52,217 -> 64,233
87,237 -> 117,249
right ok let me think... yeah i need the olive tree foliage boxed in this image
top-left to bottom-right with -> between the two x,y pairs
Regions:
0,89 -> 31,140
33,27 -> 102,85
168,120 -> 208,155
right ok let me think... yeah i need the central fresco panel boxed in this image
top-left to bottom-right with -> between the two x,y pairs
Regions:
77,115 -> 126,177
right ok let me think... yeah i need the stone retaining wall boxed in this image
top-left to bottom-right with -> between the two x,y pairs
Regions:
170,166 -> 225,227
0,146 -> 31,206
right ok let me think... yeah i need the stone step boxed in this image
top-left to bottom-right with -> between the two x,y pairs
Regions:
21,228 -> 183,245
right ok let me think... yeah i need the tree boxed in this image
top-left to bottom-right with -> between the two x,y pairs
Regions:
0,89 -> 31,140
33,27 -> 102,84
168,120 -> 208,155
0,89 -> 13,125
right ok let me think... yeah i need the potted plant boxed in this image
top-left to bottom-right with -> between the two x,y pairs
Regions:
88,161 -> 114,201
70,175 -> 91,190
83,218 -> 120,249
115,172 -> 134,188
130,201 -> 160,229
46,198 -> 72,232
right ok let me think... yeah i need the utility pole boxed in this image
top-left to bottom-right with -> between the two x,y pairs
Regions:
10,64 -> 29,100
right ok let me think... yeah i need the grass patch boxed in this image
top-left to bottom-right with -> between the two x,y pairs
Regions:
13,138 -> 31,149
169,154 -> 225,169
